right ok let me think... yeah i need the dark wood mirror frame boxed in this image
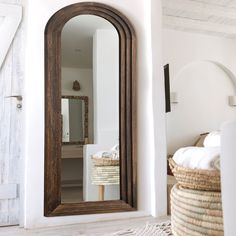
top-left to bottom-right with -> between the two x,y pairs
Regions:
45,2 -> 137,216
61,95 -> 89,145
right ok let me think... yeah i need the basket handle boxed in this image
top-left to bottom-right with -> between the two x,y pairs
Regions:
168,158 -> 176,172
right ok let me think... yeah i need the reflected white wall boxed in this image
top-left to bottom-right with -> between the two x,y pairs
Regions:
93,29 -> 119,146
61,99 -> 70,142
83,28 -> 120,201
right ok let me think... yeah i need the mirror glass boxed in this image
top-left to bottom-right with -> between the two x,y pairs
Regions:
61,15 -> 120,203
62,97 -> 88,143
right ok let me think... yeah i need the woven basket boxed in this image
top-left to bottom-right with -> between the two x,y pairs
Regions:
92,156 -> 119,166
169,158 -> 221,191
91,165 -> 120,185
171,184 -> 223,236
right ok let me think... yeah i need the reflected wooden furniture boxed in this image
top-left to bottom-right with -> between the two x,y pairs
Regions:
61,145 -> 83,203
62,145 -> 83,159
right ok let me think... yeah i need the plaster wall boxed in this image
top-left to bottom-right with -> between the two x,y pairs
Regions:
163,29 -> 236,154
23,0 -> 166,228
93,29 -> 119,146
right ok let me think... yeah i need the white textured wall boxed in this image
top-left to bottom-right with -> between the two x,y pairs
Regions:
23,0 -> 165,228
221,121 -> 236,236
151,0 -> 167,217
163,29 -> 236,154
93,29 -> 119,146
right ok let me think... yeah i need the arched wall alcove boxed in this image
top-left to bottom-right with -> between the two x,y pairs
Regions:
172,60 -> 236,92
166,60 -> 236,154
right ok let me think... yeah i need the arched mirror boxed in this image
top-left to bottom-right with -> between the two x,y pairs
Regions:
44,3 -> 136,216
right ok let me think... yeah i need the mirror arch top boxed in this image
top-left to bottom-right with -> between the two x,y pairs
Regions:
45,2 -> 136,217
45,2 -> 136,39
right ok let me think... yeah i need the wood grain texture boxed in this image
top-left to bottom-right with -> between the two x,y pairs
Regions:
0,0 -> 23,226
61,145 -> 83,159
45,2 -> 137,216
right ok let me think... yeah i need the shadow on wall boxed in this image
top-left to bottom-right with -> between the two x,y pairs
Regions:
166,60 -> 236,154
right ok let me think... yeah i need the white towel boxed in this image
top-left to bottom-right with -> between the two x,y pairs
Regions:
203,131 -> 221,147
93,144 -> 119,160
93,151 -> 109,158
111,144 -> 119,152
173,146 -> 220,170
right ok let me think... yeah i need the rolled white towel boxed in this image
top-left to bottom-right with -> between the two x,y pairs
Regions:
111,144 -> 119,152
111,151 -> 119,160
203,131 -> 221,147
93,151 -> 114,158
93,151 -> 107,158
173,146 -> 220,170
102,151 -> 113,158
93,148 -> 119,160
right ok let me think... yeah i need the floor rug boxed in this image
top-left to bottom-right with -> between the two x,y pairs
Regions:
107,221 -> 172,236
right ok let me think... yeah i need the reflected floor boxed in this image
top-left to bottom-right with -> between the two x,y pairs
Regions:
61,186 -> 83,203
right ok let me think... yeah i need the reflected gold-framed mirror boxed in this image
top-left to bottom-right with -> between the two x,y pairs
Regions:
45,2 -> 136,216
61,95 -> 89,145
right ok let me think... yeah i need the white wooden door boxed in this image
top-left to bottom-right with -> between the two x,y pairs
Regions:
0,1 -> 23,226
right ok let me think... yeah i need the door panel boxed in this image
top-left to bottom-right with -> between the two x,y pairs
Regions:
0,1 -> 23,226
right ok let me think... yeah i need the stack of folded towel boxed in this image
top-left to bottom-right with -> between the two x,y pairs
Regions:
173,131 -> 220,170
93,144 -> 119,160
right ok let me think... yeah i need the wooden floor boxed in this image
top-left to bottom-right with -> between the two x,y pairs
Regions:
0,216 -> 170,236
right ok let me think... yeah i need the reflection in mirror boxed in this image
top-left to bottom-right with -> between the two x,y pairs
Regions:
62,98 -> 84,142
61,96 -> 88,144
61,15 -> 120,203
